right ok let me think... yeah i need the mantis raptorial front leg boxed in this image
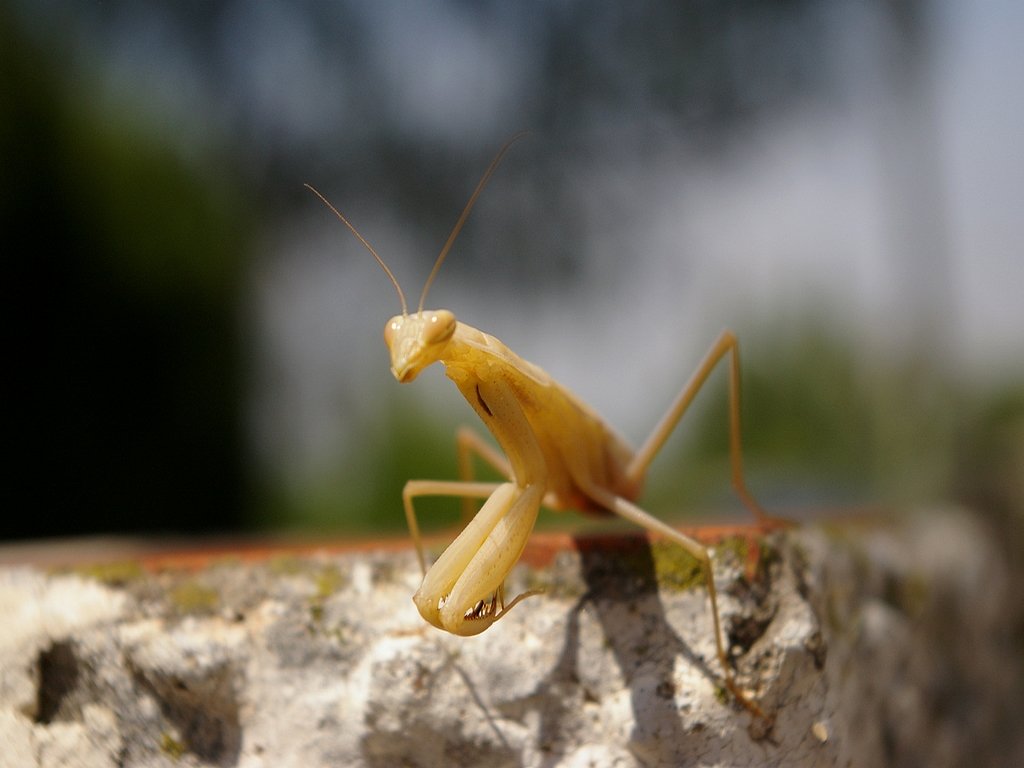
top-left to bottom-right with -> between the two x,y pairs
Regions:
402,480 -> 501,574
403,480 -> 545,636
307,132 -> 787,718
455,426 -> 513,521
403,377 -> 551,636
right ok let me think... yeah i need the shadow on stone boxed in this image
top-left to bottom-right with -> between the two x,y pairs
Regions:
361,722 -> 517,768
575,534 -> 725,765
497,534 -> 735,766
132,663 -> 242,766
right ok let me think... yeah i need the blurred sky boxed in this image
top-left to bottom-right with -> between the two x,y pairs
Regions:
11,0 -> 1024,510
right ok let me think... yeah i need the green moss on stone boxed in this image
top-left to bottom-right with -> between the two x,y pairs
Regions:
160,731 -> 186,760
73,560 -> 147,586
170,581 -> 219,615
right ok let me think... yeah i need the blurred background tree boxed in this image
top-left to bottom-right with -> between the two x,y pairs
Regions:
2,4 -> 250,536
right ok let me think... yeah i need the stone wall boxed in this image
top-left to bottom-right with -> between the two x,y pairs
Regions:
1,509 -> 1021,767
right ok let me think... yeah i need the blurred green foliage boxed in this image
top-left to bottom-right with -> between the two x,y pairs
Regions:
256,395 -> 477,537
954,386 -> 1024,540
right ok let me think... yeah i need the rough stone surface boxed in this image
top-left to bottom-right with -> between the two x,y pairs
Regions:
0,509 -> 1021,767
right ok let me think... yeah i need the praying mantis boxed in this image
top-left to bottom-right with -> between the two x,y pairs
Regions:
306,134 -> 787,716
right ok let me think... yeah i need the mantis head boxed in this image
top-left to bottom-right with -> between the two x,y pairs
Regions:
306,131 -> 527,381
384,309 -> 457,383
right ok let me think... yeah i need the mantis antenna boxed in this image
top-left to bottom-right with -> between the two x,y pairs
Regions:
306,130 -> 530,316
304,183 -> 409,316
417,130 -> 532,312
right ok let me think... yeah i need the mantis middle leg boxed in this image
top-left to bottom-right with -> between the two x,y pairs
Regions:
456,426 -> 513,522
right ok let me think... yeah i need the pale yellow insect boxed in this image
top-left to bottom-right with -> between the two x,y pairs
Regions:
306,134 -> 786,716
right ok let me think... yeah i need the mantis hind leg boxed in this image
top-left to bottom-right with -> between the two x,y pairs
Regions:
585,484 -> 765,718
625,329 -> 788,531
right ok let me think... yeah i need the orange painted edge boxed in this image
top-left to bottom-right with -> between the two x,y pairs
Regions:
0,506 -> 889,573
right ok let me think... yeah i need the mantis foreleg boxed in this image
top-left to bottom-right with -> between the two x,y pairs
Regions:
403,480 -> 503,574
404,479 -> 545,635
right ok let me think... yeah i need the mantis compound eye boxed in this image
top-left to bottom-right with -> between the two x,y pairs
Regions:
422,310 -> 456,345
383,316 -> 403,349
